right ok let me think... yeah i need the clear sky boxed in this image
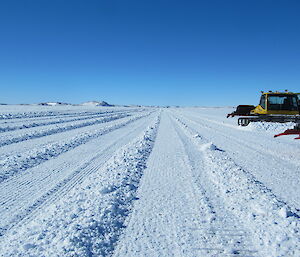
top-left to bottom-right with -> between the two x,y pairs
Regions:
0,0 -> 299,106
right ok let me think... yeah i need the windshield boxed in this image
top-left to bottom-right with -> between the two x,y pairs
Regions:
259,95 -> 266,109
267,95 -> 299,111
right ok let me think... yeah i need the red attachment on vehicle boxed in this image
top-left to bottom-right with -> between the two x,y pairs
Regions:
274,129 -> 300,139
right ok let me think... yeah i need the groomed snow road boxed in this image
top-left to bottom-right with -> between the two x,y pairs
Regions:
0,106 -> 299,257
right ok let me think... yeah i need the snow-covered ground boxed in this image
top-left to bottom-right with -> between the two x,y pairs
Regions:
0,106 -> 299,256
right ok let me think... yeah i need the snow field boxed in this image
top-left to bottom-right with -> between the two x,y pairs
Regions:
172,114 -> 300,256
0,112 -> 132,147
0,110 -> 155,238
0,111 -> 151,183
0,105 -> 139,118
173,108 -> 300,208
0,112 -> 160,256
0,109 -> 136,133
0,106 -> 299,257
114,112 -> 259,256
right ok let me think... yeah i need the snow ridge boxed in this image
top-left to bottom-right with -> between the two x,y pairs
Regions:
0,113 -> 130,147
68,116 -> 160,256
0,108 -> 134,121
174,116 -> 300,256
0,110 -> 133,133
0,112 -> 151,183
0,114 -> 160,257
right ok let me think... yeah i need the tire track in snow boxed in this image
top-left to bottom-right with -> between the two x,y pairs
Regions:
66,115 -> 160,257
0,112 -> 132,148
0,113 -> 161,257
114,112 -> 257,257
174,111 -> 300,208
175,110 -> 300,167
0,110 -> 136,133
0,109 -> 137,126
172,114 -> 300,256
0,112 -> 158,236
0,110 -> 97,121
0,110 -> 70,120
0,109 -> 133,121
170,115 -> 258,256
0,112 -> 152,183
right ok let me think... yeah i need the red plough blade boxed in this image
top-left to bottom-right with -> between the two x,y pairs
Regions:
274,129 -> 300,139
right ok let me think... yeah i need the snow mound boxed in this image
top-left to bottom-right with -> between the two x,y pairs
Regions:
199,142 -> 219,151
81,101 -> 113,107
246,122 -> 295,133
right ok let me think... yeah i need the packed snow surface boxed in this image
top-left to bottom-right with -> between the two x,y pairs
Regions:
0,105 -> 299,257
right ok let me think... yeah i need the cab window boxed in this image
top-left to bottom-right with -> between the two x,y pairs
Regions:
259,95 -> 266,109
268,95 -> 298,111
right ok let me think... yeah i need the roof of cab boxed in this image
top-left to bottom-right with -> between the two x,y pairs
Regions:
261,91 -> 298,95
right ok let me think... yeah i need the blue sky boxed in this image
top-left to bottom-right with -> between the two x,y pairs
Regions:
0,0 -> 299,106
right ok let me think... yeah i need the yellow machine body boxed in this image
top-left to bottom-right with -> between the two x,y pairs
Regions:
250,92 -> 299,116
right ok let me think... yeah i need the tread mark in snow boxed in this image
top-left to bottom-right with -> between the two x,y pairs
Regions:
0,112 -> 157,238
0,113 -> 131,147
0,112 -> 151,183
172,114 -> 300,256
0,114 -> 161,257
113,113 -> 257,257
68,115 -> 160,256
0,110 -> 136,133
170,116 -> 258,256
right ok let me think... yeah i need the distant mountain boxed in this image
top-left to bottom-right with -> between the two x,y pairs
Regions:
81,101 -> 113,107
38,102 -> 71,106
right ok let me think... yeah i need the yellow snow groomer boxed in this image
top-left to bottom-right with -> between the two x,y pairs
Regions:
227,91 -> 300,126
